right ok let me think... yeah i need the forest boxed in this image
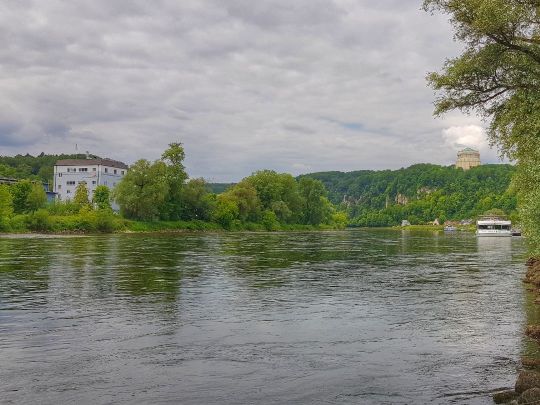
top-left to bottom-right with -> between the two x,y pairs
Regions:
301,163 -> 517,226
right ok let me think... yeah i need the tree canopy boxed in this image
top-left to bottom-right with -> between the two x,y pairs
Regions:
424,0 -> 540,253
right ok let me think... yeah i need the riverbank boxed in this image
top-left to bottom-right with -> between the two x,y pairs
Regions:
0,211 -> 346,234
493,258 -> 540,404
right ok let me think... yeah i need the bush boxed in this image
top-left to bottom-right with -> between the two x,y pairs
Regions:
26,209 -> 52,232
261,210 -> 279,231
94,210 -> 114,232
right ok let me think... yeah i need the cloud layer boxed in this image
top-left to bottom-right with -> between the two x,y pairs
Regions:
0,1 -> 503,181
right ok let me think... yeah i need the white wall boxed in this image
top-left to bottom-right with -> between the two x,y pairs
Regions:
53,164 -> 126,209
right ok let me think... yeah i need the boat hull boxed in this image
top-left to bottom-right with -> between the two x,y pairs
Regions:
476,231 -> 512,237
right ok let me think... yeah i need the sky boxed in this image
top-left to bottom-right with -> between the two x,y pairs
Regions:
0,0 -> 505,182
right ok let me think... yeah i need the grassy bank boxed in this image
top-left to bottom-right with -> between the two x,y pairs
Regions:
0,210 -> 347,234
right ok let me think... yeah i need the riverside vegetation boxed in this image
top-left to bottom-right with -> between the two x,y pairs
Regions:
0,147 -> 519,234
423,0 -> 540,403
0,144 -> 348,233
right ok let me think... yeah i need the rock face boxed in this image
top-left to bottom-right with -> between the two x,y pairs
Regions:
522,357 -> 540,369
524,258 -> 540,286
516,371 -> 540,394
518,387 -> 540,404
493,390 -> 518,403
526,325 -> 540,340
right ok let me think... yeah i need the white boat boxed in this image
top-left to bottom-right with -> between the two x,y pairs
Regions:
476,216 -> 512,237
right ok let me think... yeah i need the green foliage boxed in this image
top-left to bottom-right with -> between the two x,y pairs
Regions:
113,159 -> 169,221
73,182 -> 90,208
303,164 -> 516,226
93,185 -> 111,210
0,184 -> 14,218
424,0 -> 540,254
212,195 -> 240,229
298,177 -> 332,225
178,178 -> 215,221
159,142 -> 189,220
26,183 -> 47,212
0,152 -> 91,183
244,170 -> 303,224
11,180 -> 33,213
26,209 -> 52,232
46,199 -> 80,215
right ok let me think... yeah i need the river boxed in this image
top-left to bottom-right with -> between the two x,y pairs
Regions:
0,230 -> 529,404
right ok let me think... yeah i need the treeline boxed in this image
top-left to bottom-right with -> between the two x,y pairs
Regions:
113,144 -> 347,230
0,144 -> 347,233
301,163 -> 517,226
0,152 -> 94,184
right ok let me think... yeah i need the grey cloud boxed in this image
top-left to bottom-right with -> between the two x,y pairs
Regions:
0,0 -> 488,181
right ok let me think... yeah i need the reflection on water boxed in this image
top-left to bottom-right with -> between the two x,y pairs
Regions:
0,230 -> 527,404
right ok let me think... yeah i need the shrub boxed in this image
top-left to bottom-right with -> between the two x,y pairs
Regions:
26,209 -> 52,232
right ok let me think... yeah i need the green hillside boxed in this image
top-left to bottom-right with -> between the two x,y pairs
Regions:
300,164 -> 517,226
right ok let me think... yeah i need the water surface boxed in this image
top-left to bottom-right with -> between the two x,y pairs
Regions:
0,230 -> 528,404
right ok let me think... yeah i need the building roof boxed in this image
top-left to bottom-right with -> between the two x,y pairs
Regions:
55,158 -> 128,169
458,147 -> 479,154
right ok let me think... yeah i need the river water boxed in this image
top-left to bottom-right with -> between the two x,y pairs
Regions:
0,230 -> 529,404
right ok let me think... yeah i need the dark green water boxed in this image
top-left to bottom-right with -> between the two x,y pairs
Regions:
0,230 -> 528,404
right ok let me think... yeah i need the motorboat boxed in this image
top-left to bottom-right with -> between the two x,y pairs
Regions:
476,216 -> 512,237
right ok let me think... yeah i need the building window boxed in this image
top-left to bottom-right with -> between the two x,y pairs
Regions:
58,173 -> 62,177
66,190 -> 71,194
92,168 -> 97,172
67,168 -> 76,173
67,181 -> 76,185
104,168 -> 108,173
121,170 -> 124,175
114,169 -> 117,174
57,185 -> 62,190
79,168 -> 88,172
92,180 -> 96,185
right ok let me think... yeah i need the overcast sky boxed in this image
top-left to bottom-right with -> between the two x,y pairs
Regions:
0,0 -> 504,181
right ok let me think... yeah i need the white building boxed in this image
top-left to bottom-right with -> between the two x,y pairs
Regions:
53,158 -> 128,208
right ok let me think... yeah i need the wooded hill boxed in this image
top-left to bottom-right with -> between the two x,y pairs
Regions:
300,164 -> 517,226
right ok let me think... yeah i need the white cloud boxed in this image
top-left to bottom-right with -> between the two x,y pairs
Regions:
442,125 -> 504,164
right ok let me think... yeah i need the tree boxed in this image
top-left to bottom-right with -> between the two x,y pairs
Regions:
160,142 -> 188,220
11,180 -> 33,213
113,159 -> 169,221
73,182 -> 90,208
299,177 -> 332,225
424,0 -> 540,254
0,184 -> 13,229
223,181 -> 261,222
179,178 -> 215,221
93,185 -> 111,210
27,183 -> 47,212
244,170 -> 303,224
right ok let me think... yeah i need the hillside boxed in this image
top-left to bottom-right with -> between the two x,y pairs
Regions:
300,164 -> 517,226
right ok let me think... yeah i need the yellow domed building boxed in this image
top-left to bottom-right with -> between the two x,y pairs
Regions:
456,148 -> 481,170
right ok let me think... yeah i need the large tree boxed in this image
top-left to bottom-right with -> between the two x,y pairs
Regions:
424,0 -> 540,254
113,159 -> 169,221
